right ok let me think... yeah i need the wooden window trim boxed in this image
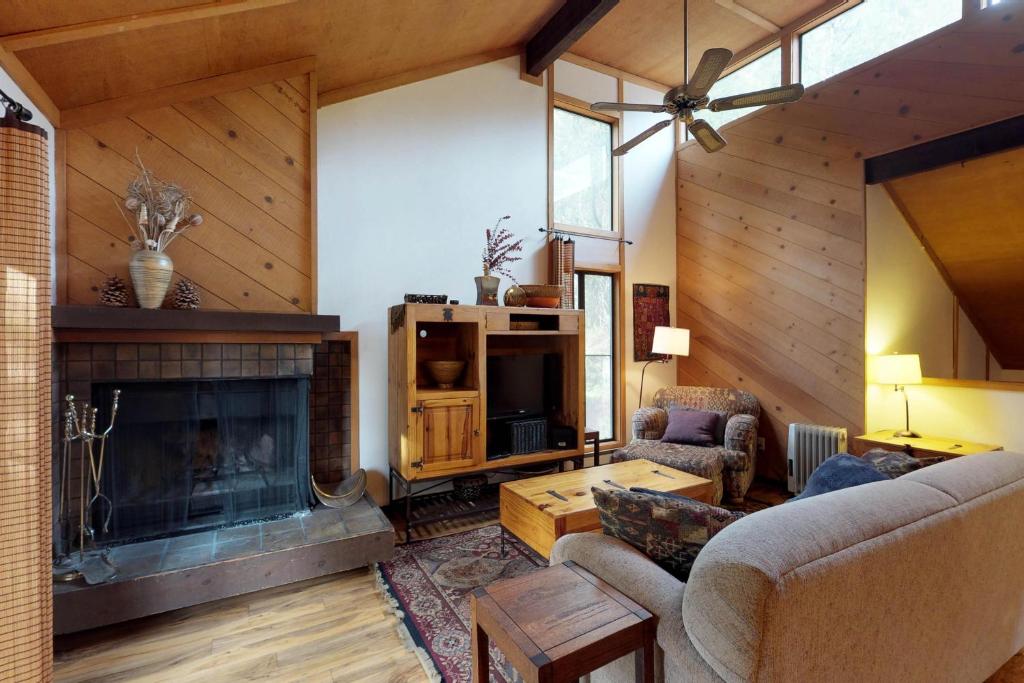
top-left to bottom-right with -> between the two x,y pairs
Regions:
551,92 -> 623,237
576,269 -> 623,443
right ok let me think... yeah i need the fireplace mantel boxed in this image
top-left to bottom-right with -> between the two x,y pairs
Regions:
52,305 -> 340,343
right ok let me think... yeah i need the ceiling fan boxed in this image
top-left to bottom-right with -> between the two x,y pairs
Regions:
591,1 -> 805,156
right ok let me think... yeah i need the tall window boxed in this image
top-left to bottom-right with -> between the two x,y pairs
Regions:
800,0 -> 962,87
701,48 -> 782,131
553,107 -> 614,231
575,272 -> 616,441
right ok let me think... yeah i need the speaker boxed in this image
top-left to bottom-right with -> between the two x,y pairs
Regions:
549,426 -> 577,450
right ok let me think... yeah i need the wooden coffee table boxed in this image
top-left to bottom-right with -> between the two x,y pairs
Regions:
500,458 -> 714,558
470,560 -> 655,683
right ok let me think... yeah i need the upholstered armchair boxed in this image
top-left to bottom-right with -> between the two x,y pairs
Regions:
612,386 -> 760,503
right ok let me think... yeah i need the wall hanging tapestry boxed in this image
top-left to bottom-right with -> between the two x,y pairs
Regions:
549,235 -> 575,309
633,283 -> 670,361
0,103 -> 53,678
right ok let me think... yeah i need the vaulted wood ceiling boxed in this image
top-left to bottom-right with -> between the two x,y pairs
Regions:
886,146 -> 1024,370
0,0 -> 834,113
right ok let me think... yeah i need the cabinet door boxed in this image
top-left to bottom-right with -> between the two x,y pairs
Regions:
415,398 -> 479,473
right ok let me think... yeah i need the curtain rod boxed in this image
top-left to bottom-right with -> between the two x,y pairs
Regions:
539,227 -> 633,245
0,88 -> 33,122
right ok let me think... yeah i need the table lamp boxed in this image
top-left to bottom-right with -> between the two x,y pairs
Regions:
639,326 -> 690,409
869,353 -> 922,438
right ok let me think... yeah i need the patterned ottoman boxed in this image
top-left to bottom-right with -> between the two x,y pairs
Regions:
612,440 -> 726,505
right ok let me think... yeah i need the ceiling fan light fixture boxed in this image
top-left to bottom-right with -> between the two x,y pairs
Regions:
591,0 -> 805,156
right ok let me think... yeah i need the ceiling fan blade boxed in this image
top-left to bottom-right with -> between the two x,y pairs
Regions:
708,83 -> 805,112
684,48 -> 733,100
687,119 -> 727,153
592,102 -> 669,113
612,119 -> 674,156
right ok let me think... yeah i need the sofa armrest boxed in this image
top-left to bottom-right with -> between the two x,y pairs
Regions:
724,414 -> 757,467
550,532 -> 684,623
633,407 -> 668,440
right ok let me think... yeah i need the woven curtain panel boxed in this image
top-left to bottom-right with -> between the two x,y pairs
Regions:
549,236 -> 575,309
0,111 -> 53,681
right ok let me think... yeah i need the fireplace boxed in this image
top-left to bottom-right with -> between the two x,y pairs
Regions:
50,308 -> 393,634
91,378 -> 312,545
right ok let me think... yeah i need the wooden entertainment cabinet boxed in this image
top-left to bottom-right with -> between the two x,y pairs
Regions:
388,303 -> 585,482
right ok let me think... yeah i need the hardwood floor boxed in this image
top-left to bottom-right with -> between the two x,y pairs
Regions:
51,513 -> 1024,683
53,568 -> 427,683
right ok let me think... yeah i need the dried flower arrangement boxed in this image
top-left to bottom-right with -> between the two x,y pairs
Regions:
481,215 -> 524,280
119,155 -> 203,252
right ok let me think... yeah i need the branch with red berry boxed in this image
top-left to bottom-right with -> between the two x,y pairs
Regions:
481,215 -> 524,281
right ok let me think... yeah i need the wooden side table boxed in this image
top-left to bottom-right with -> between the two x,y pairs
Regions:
851,430 -> 1002,459
470,561 -> 655,683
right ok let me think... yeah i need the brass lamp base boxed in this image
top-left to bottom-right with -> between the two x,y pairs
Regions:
893,429 -> 921,438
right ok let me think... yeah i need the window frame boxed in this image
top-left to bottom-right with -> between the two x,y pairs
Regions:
795,0 -> 964,88
551,92 -> 623,239
574,267 -> 623,444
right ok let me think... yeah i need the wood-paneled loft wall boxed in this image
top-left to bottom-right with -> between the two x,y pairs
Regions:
675,6 -> 1024,480
58,69 -> 317,313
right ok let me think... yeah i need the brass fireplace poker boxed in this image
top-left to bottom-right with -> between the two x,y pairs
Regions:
53,390 -> 120,584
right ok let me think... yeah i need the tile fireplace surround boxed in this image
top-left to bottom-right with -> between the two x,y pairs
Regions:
50,307 -> 393,634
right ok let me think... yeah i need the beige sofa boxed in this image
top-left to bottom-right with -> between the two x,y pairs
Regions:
551,451 -> 1024,682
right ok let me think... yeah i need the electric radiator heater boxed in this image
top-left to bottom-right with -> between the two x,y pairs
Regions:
787,423 -> 849,494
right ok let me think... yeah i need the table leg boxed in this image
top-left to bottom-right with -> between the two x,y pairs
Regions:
593,439 -> 600,467
471,621 -> 489,683
500,525 -> 506,558
635,640 -> 654,683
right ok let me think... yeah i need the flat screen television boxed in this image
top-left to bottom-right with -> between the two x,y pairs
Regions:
486,353 -> 560,420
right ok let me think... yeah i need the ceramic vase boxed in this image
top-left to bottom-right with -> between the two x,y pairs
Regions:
475,275 -> 500,306
503,284 -> 527,307
129,249 -> 174,309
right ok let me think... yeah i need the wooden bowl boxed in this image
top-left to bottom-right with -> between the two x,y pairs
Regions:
520,284 -> 563,308
424,360 -> 466,389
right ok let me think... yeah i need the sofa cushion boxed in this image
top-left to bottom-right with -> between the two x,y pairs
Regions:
662,408 -> 720,447
592,487 -> 744,581
791,454 -> 888,501
861,448 -> 944,478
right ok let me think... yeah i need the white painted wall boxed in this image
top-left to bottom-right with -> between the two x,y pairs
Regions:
318,56 -> 677,498
1,67 -> 56,287
865,184 -> 1024,452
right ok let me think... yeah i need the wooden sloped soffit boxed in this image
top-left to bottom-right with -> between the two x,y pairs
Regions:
60,56 -> 317,129
0,0 -> 302,52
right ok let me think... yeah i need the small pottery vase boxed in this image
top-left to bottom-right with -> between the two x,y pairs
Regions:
503,284 -> 527,307
475,275 -> 500,306
129,249 -> 174,309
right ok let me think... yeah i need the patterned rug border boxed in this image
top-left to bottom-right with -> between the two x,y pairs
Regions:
374,562 -> 444,683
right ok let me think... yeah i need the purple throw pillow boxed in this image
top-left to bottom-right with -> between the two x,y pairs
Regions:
662,408 -> 719,447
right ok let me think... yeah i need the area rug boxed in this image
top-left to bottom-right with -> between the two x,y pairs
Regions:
376,525 -> 546,683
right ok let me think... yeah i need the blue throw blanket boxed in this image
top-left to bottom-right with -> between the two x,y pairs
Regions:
791,454 -> 888,501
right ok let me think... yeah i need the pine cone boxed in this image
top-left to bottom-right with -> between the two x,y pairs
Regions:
169,278 -> 201,310
98,275 -> 130,307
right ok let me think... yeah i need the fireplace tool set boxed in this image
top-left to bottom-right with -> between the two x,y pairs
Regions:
53,390 -> 121,584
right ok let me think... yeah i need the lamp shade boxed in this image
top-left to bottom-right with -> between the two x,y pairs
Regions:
651,326 -> 690,357
868,353 -> 922,386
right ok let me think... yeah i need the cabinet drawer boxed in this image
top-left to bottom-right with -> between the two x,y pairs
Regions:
486,311 -> 510,331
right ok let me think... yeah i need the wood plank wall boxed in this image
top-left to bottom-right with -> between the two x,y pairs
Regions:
60,73 -> 315,312
675,6 -> 1024,480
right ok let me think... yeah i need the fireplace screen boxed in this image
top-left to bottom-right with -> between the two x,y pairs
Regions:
91,378 -> 311,545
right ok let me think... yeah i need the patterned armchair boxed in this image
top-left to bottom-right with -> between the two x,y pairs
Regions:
612,386 -> 760,503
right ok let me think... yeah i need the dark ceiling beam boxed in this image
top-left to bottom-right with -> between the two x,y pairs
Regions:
525,0 -> 619,76
866,114 -> 1024,185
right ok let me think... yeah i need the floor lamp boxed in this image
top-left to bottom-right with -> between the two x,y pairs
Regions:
639,326 -> 690,409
